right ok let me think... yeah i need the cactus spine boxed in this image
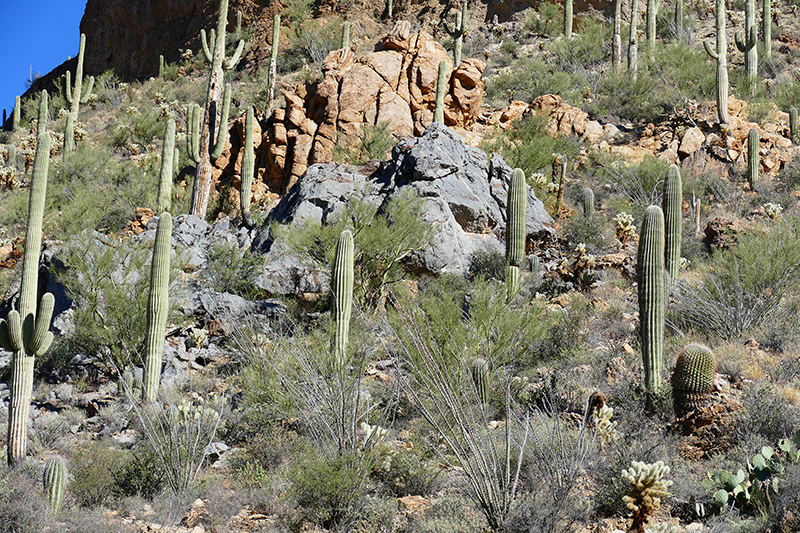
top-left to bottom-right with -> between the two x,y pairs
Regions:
662,164 -> 682,280
12,96 -> 20,132
265,15 -> 281,116
671,343 -> 716,417
506,168 -> 526,302
65,34 -> 94,120
703,0 -> 730,126
613,0 -> 622,72
191,0 -> 245,218
637,205 -> 665,406
628,0 -> 640,78
442,1 -> 468,65
762,0 -> 771,59
471,358 -> 491,405
747,128 -> 759,190
331,230 -> 354,373
43,456 -> 67,514
241,107 -> 255,229
142,213 -> 172,401
735,0 -> 758,95
0,130 -> 55,466
434,60 -> 447,124
582,186 -> 594,218
645,0 -> 656,50
158,119 -> 176,213
210,83 -> 232,162
341,21 -> 351,49
564,0 -> 573,39
790,106 -> 797,144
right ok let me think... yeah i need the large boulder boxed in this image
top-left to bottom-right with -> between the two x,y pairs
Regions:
253,123 -> 554,295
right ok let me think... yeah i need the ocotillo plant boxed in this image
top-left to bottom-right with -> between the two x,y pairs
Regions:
210,83 -> 232,162
12,96 -> 20,132
0,131 -> 55,466
662,164 -> 682,280
43,456 -> 67,515
671,343 -> 716,417
506,168 -> 526,302
341,21 -> 351,49
645,0 -> 656,50
582,186 -> 594,218
564,0 -> 573,39
637,205 -> 665,408
434,60 -> 447,124
628,0 -> 640,78
442,1 -> 468,65
142,212 -> 172,401
790,106 -> 797,144
64,33 -> 95,120
331,230 -> 354,373
191,0 -> 245,218
188,104 -> 201,165
241,107 -> 256,229
748,128 -> 759,190
265,15 -> 281,115
471,358 -> 491,406
703,0 -> 730,126
735,0 -> 758,94
157,119 -> 176,213
763,0 -> 771,59
613,0 -> 623,72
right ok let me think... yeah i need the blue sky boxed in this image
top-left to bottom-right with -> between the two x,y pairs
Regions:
0,1 -> 87,115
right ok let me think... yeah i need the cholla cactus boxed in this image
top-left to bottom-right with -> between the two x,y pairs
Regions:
613,212 -> 636,244
622,461 -> 673,532
645,524 -> 680,533
763,202 -> 783,220
593,403 -> 620,451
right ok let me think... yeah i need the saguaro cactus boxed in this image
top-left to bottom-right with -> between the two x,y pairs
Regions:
142,213 -> 172,401
331,230 -> 354,373
703,0 -> 730,126
637,205 -> 665,406
662,165 -> 682,280
159,55 -> 165,78
442,1 -> 468,65
613,0 -> 623,72
763,0 -> 772,59
671,343 -> 716,417
582,187 -> 594,218
789,106 -> 797,144
265,14 -> 281,116
735,0 -> 758,94
63,114 -> 74,155
12,96 -> 20,132
341,21 -> 351,49
645,0 -> 656,50
241,107 -> 255,229
188,104 -> 201,165
564,0 -> 573,39
434,60 -> 447,124
64,33 -> 95,120
628,0 -> 640,78
210,83 -> 232,162
43,456 -> 67,514
191,0 -> 245,218
157,119 -> 176,213
747,128 -> 759,190
37,90 -> 48,131
674,0 -> 683,37
0,131 -> 55,466
471,358 -> 491,406
506,168 -> 526,302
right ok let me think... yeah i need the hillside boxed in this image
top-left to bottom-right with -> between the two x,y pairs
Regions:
2,0 -> 800,532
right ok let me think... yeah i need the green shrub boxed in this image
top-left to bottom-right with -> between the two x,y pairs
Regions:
69,441 -> 130,507
202,241 -> 264,298
523,1 -> 562,37
333,122 -> 396,166
0,464 -> 49,532
468,249 -> 506,281
598,154 -> 669,216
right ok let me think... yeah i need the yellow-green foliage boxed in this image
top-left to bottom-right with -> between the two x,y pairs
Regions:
622,461 -> 672,530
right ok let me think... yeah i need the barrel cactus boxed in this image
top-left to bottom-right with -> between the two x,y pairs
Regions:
471,358 -> 491,406
671,343 -> 716,417
43,455 -> 67,514
637,206 -> 665,405
331,230 -> 354,373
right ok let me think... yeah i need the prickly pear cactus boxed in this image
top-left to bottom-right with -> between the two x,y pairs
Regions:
671,343 -> 716,417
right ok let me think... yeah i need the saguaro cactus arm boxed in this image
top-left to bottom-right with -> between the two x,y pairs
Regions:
331,230 -> 354,373
663,164 -> 682,280
142,213 -> 172,402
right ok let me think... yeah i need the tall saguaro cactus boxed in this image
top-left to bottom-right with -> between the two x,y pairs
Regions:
613,0 -> 623,72
210,83 -> 232,162
663,165 -> 682,280
64,33 -> 95,121
763,0 -> 772,59
188,104 -> 201,165
64,114 -> 75,155
674,0 -> 683,37
241,107 -> 256,229
564,0 -> 573,39
506,168 -> 526,302
331,230 -> 354,373
190,0 -> 245,218
37,90 -> 48,131
747,128 -> 759,190
442,1 -> 468,65
0,130 -> 55,466
645,0 -> 657,50
265,15 -> 281,116
703,0 -> 730,126
12,96 -> 20,132
790,106 -> 798,144
637,205 -> 665,407
434,60 -> 447,124
157,119 -> 176,213
143,213 -> 172,402
628,0 -> 640,78
735,0 -> 758,94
